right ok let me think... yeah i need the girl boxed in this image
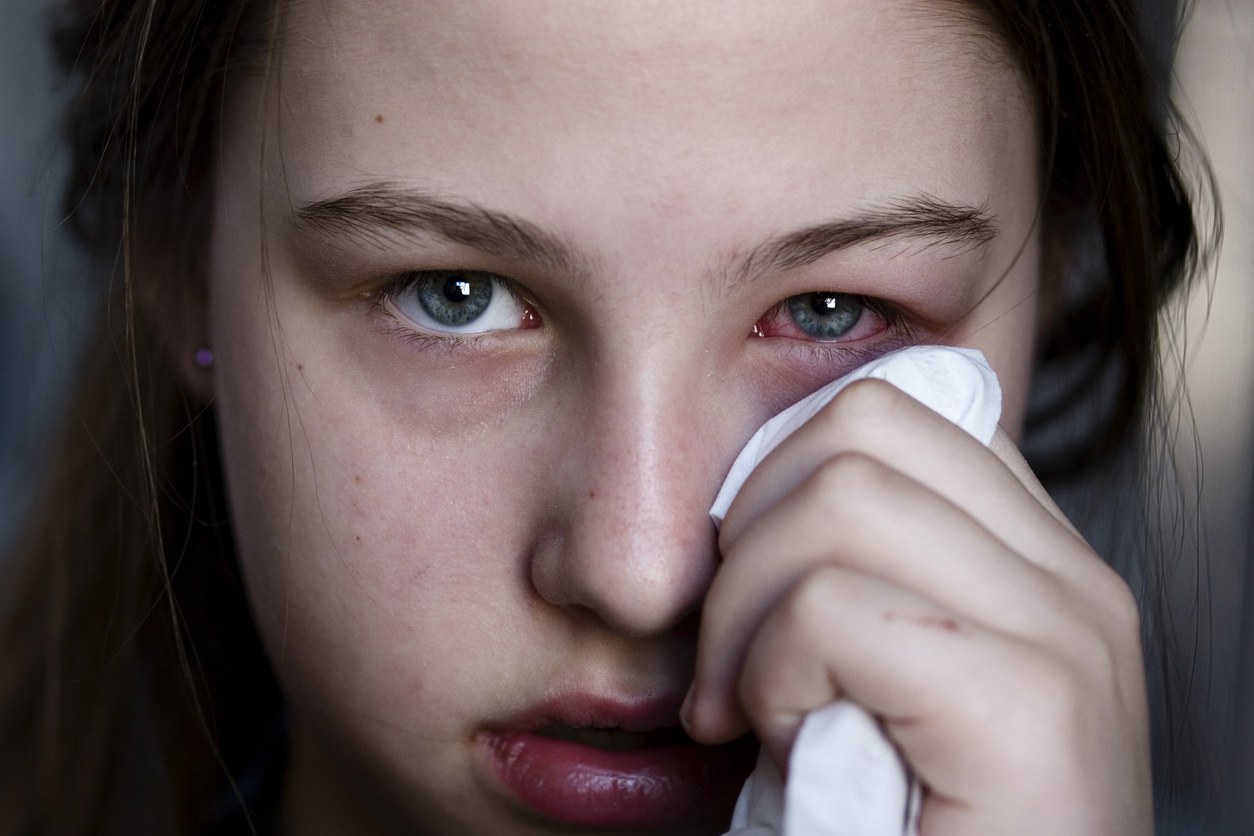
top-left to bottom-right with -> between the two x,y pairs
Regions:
0,0 -> 1207,833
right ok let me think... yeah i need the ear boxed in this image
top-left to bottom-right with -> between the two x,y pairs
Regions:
134,236 -> 216,404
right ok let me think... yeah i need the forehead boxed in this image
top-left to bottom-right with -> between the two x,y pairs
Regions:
273,0 -> 1029,241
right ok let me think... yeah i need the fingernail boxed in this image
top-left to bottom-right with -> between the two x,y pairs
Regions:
680,686 -> 696,729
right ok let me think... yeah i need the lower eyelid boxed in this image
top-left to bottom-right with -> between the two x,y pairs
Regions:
781,331 -> 916,369
375,296 -> 543,356
376,305 -> 499,351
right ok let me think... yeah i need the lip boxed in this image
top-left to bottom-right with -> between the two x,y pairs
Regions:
478,693 -> 758,829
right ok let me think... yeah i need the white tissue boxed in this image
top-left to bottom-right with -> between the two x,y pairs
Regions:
714,345 -> 1002,836
710,346 -> 1001,527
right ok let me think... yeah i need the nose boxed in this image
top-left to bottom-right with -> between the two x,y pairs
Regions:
530,348 -> 726,637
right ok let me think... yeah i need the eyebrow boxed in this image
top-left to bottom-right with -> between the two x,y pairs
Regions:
295,183 -> 588,277
293,183 -> 996,283
729,195 -> 996,286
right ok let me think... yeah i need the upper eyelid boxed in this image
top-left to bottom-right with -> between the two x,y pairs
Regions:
853,295 -> 902,325
382,269 -> 531,304
772,292 -> 904,324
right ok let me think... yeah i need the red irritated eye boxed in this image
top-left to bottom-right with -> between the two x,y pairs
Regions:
753,292 -> 891,343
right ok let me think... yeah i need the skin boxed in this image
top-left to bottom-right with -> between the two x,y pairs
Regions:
187,1 -> 1151,833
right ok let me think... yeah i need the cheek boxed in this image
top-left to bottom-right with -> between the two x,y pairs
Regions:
207,264 -> 562,747
225,373 -> 505,603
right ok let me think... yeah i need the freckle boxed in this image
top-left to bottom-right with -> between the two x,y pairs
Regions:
297,364 -> 303,371
588,489 -> 597,499
354,475 -> 361,482
375,114 -> 384,123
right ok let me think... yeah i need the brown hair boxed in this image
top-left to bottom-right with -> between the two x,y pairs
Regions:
0,1 -> 280,832
0,0 -> 1215,832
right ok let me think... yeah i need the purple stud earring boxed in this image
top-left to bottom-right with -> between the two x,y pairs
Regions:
194,347 -> 214,368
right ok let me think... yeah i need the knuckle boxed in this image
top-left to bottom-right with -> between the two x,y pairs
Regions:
1058,565 -> 1143,664
1094,570 -> 1142,642
783,566 -> 847,629
829,377 -> 904,422
737,571 -> 845,719
812,378 -> 903,440
1033,574 -> 1142,700
1084,581 -> 1144,682
766,568 -> 851,665
803,452 -> 892,520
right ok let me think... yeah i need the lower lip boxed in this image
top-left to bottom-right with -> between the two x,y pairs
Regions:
481,731 -> 758,829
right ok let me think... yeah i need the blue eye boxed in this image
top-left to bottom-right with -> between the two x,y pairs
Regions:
785,292 -> 864,340
418,271 -> 494,325
389,270 -> 531,334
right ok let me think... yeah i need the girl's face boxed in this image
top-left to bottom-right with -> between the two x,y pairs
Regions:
209,1 -> 1040,832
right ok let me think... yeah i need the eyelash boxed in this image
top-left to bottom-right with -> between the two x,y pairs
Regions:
371,272 -> 916,359
754,294 -> 905,339
776,328 -> 915,365
370,272 -> 536,352
765,297 -> 916,367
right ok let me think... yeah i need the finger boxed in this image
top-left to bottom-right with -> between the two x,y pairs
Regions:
734,566 -> 1146,836
736,564 -> 988,774
718,378 -> 1089,580
691,452 -> 1086,739
724,453 -> 1072,638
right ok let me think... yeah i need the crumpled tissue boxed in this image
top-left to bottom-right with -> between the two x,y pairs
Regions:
712,345 -> 1002,836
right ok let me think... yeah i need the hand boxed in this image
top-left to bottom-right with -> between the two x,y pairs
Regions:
682,378 -> 1151,836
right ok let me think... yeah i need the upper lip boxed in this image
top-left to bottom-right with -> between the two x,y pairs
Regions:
489,690 -> 688,736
